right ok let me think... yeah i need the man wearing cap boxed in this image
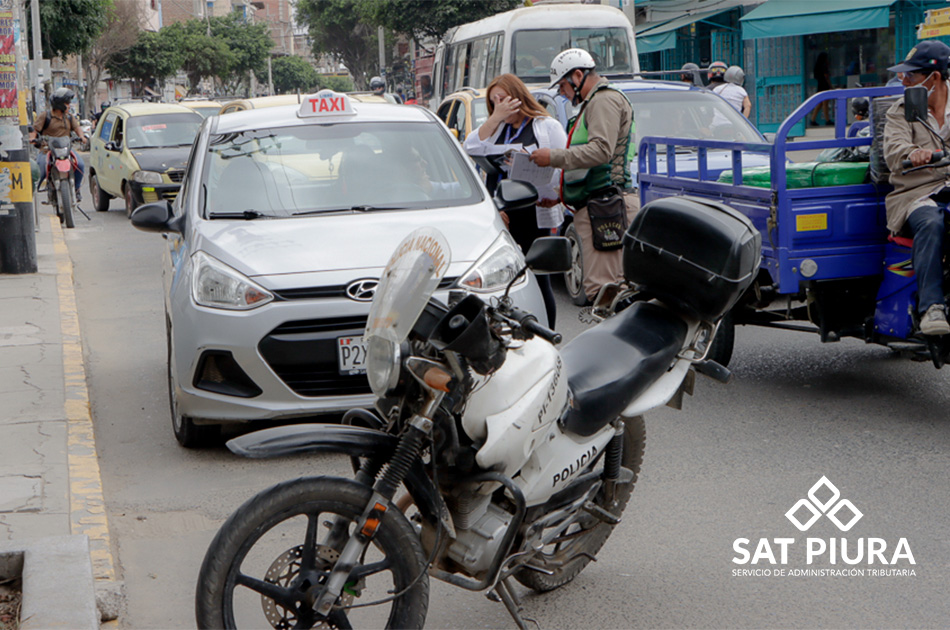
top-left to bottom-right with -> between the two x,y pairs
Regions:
530,48 -> 635,303
883,40 -> 950,335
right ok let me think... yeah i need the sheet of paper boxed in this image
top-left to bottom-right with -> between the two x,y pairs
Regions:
465,142 -> 523,157
508,151 -> 555,190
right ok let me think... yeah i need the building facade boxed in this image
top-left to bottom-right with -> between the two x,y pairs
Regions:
636,0 -> 950,135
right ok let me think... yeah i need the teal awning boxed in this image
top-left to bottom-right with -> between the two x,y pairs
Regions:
636,6 -> 734,54
638,30 -> 677,54
741,0 -> 897,40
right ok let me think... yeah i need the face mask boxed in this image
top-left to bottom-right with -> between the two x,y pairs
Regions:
924,72 -> 939,98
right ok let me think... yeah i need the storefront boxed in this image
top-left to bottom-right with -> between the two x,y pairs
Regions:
636,0 -> 950,136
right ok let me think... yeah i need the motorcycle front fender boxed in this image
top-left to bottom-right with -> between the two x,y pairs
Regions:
227,424 -> 446,528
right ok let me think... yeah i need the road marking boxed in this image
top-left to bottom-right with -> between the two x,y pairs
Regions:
51,215 -> 117,584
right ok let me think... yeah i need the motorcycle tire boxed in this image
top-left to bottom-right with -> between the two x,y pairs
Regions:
707,310 -> 735,368
196,476 -> 429,630
59,180 -> 75,229
563,222 -> 589,306
513,415 -> 645,593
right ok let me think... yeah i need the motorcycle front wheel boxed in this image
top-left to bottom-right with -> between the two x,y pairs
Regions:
514,415 -> 645,592
58,180 -> 75,228
196,476 -> 429,630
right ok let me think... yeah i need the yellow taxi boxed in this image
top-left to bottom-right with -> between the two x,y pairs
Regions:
435,87 -> 488,141
179,98 -> 223,119
88,102 -> 203,217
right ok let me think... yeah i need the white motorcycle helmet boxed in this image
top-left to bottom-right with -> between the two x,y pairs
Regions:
725,65 -> 745,86
549,48 -> 596,104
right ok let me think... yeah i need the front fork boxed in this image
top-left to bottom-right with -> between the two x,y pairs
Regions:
313,374 -> 445,617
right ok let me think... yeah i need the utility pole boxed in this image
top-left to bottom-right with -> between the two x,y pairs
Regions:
29,0 -> 41,110
0,0 -> 37,273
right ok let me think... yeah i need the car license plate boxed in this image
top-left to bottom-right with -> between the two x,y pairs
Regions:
337,336 -> 367,375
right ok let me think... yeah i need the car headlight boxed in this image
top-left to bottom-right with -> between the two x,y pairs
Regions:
366,335 -> 401,397
133,170 -> 165,184
191,251 -> 274,310
457,231 -> 526,292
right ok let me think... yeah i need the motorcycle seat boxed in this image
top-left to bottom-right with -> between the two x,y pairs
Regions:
560,301 -> 688,437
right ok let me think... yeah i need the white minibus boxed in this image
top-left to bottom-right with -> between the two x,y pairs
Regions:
430,2 -> 638,107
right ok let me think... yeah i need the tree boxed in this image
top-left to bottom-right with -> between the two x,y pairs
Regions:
295,0 -> 379,91
163,20 -> 236,96
271,55 -> 318,94
106,30 -> 181,96
366,0 -> 521,42
82,0 -> 147,115
28,0 -> 109,60
319,75 -> 354,92
208,14 -> 272,96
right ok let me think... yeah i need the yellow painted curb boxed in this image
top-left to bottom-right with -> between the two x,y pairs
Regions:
50,215 -> 118,584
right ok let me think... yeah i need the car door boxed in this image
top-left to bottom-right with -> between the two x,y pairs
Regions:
436,98 -> 462,141
91,111 -> 121,196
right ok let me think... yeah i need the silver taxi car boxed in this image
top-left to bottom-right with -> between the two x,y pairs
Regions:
130,90 -> 546,447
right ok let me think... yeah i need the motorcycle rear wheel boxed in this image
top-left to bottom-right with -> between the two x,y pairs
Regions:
58,180 -> 75,228
514,415 -> 645,592
196,476 -> 429,629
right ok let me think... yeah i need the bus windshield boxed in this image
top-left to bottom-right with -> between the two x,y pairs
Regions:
513,28 -> 633,83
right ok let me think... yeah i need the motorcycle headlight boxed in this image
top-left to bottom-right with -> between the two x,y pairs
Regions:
457,231 -> 526,292
366,335 -> 401,397
191,251 -> 274,310
133,170 -> 165,184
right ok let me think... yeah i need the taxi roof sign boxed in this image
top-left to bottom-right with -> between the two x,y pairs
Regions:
298,90 -> 356,118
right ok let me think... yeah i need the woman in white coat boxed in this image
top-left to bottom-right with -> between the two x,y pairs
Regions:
464,73 -> 567,327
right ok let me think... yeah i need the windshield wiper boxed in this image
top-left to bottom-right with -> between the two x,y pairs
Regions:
292,205 -> 406,216
207,210 -> 268,220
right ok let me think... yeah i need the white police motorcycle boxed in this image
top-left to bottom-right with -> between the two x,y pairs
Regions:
196,183 -> 760,629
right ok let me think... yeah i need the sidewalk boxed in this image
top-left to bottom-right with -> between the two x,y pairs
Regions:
0,205 -> 118,626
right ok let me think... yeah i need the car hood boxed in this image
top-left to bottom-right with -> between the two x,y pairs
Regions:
129,147 -> 191,173
193,203 -> 503,281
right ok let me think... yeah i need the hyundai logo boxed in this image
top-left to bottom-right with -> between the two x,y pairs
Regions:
345,279 -> 379,302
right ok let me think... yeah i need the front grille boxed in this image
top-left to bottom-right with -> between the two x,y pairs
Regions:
259,315 -> 371,397
167,170 -> 185,183
274,277 -> 460,301
161,189 -> 179,202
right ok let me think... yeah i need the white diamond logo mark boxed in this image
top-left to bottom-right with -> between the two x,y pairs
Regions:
786,476 -> 863,532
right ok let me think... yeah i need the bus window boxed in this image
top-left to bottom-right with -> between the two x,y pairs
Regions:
469,38 -> 489,88
486,34 -> 503,79
512,28 -> 633,83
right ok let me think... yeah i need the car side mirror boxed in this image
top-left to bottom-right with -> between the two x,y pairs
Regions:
449,128 -> 459,141
130,201 -> 181,234
524,236 -> 572,274
493,179 -> 538,213
904,86 -> 928,123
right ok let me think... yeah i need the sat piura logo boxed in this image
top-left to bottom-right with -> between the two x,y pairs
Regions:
731,477 -> 917,578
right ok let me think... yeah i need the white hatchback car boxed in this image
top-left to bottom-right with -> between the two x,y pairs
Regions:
131,91 -> 547,447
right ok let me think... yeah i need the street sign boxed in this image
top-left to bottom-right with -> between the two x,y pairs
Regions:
920,7 -> 950,38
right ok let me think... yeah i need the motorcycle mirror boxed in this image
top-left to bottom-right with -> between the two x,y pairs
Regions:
493,179 -> 538,213
904,86 -> 929,123
524,236 -> 572,274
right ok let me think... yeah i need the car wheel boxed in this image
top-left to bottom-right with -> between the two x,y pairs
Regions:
563,222 -> 589,306
124,184 -> 138,218
90,174 -> 110,212
166,322 -> 218,448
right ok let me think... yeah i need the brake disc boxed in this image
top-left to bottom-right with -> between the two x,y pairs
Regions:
261,544 -> 354,629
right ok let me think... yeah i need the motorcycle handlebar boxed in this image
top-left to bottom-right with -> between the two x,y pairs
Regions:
902,150 -> 945,169
505,306 -> 562,344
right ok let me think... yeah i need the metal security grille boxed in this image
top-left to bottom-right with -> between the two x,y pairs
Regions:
748,35 -> 804,134
895,0 -> 950,62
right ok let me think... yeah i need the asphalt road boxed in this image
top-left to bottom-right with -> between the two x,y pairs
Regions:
65,200 -> 950,629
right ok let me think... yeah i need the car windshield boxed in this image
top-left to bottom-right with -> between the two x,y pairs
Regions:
202,121 -> 482,218
126,113 -> 202,148
624,90 -> 763,146
513,28 -> 633,82
189,107 -> 220,120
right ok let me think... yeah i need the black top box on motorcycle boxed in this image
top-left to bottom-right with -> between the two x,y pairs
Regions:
622,196 -> 761,321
